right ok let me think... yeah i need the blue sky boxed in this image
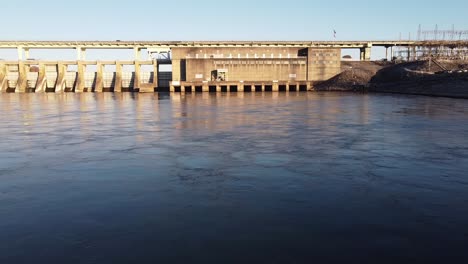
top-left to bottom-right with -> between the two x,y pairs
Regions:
1,0 -> 467,60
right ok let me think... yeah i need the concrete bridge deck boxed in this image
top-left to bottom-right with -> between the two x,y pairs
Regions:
1,40 -> 467,49
0,40 -> 418,49
2,40 -> 467,61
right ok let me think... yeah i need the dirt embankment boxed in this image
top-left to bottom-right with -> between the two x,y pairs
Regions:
314,61 -> 388,91
314,60 -> 468,98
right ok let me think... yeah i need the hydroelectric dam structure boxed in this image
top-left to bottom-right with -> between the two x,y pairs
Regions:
0,40 -> 466,93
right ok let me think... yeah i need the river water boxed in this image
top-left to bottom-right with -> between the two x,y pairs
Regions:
1,92 -> 468,263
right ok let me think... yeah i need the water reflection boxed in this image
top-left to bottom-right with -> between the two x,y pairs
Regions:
0,92 -> 468,263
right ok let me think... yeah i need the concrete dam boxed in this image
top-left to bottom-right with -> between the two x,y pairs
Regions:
1,40 -> 466,93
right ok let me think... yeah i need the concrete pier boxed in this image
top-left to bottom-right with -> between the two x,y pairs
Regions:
0,60 -> 160,93
15,61 -> 28,93
115,62 -> 123,92
169,81 -> 309,93
35,62 -> 46,93
0,62 -> 7,92
55,62 -> 67,93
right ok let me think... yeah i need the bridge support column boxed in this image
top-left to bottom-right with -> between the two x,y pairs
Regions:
95,62 -> 104,92
17,47 -> 24,60
360,47 -> 372,61
134,48 -> 141,61
75,61 -> 85,93
24,49 -> 30,60
153,60 -> 158,90
55,62 -> 67,93
35,62 -> 46,93
0,61 -> 6,92
15,61 -> 28,93
76,47 -> 86,60
410,46 -> 416,61
114,62 -> 122,92
134,61 -> 141,91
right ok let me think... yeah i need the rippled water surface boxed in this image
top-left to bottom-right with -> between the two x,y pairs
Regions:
1,92 -> 468,263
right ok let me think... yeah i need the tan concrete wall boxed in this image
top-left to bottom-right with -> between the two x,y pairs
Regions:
172,47 -> 304,60
184,58 -> 307,82
172,47 -> 341,83
307,48 -> 342,81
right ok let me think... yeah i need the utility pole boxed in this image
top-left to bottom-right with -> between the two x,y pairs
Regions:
417,24 -> 421,41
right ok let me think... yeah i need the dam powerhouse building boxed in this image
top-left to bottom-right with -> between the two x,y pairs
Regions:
170,47 -> 341,92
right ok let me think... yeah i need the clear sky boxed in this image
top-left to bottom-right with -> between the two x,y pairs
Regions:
0,0 -> 467,60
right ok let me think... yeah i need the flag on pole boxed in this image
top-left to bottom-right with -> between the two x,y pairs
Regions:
333,29 -> 337,39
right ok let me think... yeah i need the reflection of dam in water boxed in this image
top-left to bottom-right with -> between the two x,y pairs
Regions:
1,92 -> 468,263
